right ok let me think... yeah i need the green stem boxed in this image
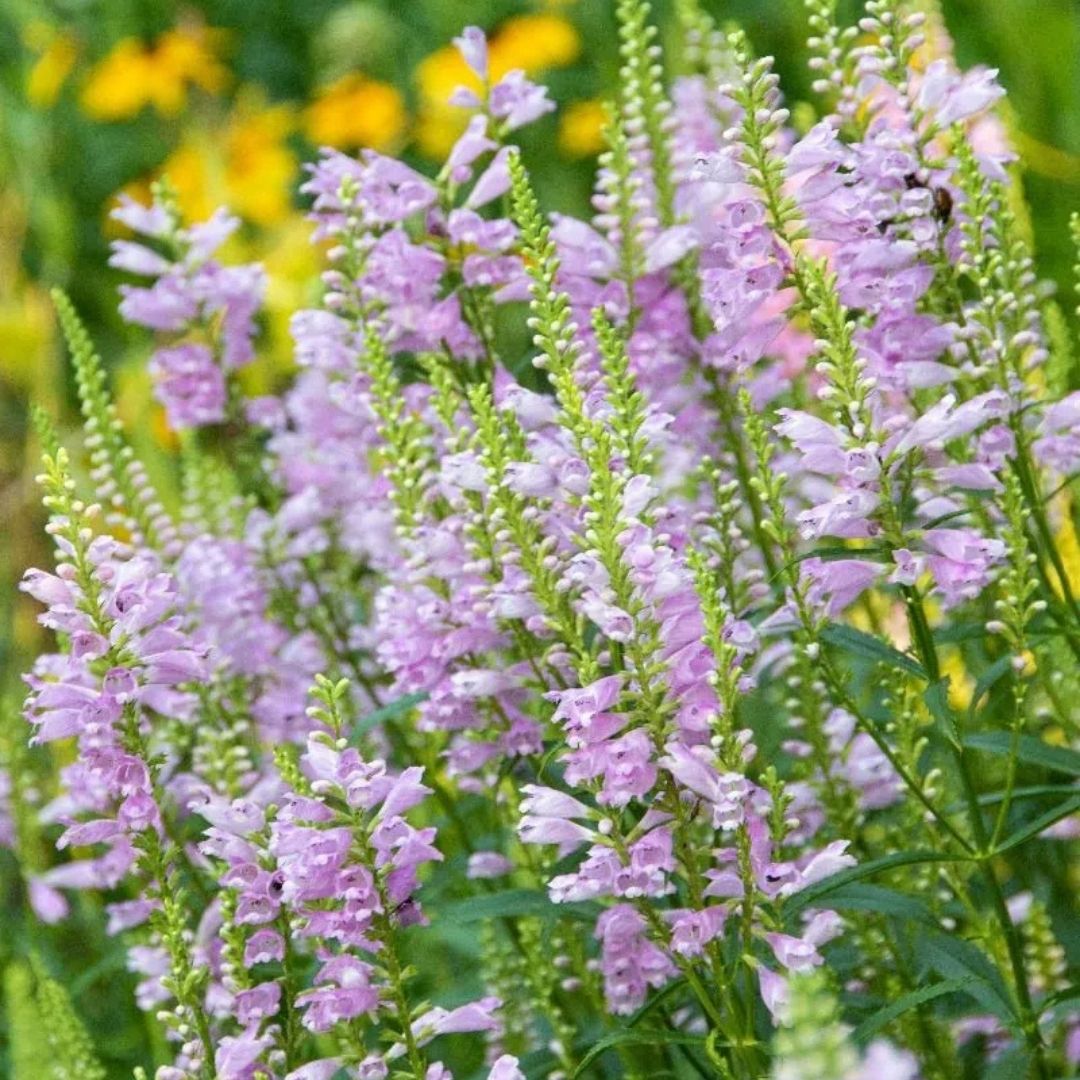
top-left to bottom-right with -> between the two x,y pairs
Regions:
708,376 -> 780,581
1013,441 -> 1080,627
905,590 -> 1049,1080
277,910 -> 301,1071
989,692 -> 1026,850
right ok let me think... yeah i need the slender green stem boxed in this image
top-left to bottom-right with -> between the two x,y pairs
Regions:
277,910 -> 301,1071
990,696 -> 1026,850
904,590 -> 1049,1080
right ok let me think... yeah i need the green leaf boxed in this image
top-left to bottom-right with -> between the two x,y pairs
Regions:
974,783 -> 1080,807
434,888 -> 598,925
787,545 -> 891,567
571,1030 -> 709,1078
784,850 -> 969,918
964,731 -> 1080,776
627,978 -> 689,1028
924,678 -> 961,747
815,883 -> 938,925
69,951 -> 131,996
1039,983 -> 1080,1015
820,623 -> 926,679
915,934 -> 1019,1027
28,955 -> 107,1080
536,740 -> 565,782
933,622 -> 992,645
921,505 -> 986,530
350,692 -> 428,741
967,655 -> 1015,723
992,794 -> 1080,854
852,978 -> 978,1045
983,1047 -> 1032,1080
517,1048 -> 559,1076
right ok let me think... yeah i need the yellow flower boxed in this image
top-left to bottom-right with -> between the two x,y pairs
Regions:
0,286 -> 55,396
80,27 -> 228,121
26,31 -> 78,108
248,216 -> 321,381
147,28 -> 229,113
416,44 -> 477,110
80,39 -> 151,120
413,45 -> 474,158
491,13 -> 580,77
416,14 -> 580,107
303,74 -> 407,152
157,141 -> 217,224
940,649 -> 974,711
846,590 -> 912,653
413,107 -> 466,161
115,362 -> 180,454
1052,494 -> 1080,598
111,95 -> 298,231
413,14 -> 579,162
224,102 -> 298,226
558,98 -> 607,158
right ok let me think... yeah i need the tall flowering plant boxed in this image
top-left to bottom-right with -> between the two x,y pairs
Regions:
8,1 -> 1080,1077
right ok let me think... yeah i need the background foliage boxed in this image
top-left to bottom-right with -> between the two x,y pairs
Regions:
0,0 -> 1078,1075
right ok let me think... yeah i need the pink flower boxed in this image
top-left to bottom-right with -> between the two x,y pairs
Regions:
779,841 -> 856,896
412,997 -> 502,1044
488,1055 -> 525,1080
453,26 -> 488,80
668,906 -> 727,958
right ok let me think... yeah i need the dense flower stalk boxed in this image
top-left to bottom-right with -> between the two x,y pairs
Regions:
13,7 -> 1080,1080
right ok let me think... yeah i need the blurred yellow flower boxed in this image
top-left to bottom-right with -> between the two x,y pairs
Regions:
0,287 -> 55,394
26,32 -> 78,108
158,141 -> 217,223
414,46 -> 474,159
80,27 -> 228,121
303,74 -> 407,151
1053,497 -> 1080,597
493,13 -> 581,76
416,13 -> 581,106
0,192 -> 56,398
115,362 -> 179,454
249,216 -> 322,380
940,649 -> 974,711
416,44 -> 477,111
225,102 -> 298,226
112,96 -> 298,231
413,106 -> 465,160
558,98 -> 607,157
414,13 -> 580,161
80,40 -> 148,120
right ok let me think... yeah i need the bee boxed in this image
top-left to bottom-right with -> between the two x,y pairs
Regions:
878,172 -> 951,231
391,895 -> 421,926
931,185 -> 954,224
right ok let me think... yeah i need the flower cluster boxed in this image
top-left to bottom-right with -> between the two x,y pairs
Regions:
110,195 -> 265,429
14,3 -> 1080,1079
